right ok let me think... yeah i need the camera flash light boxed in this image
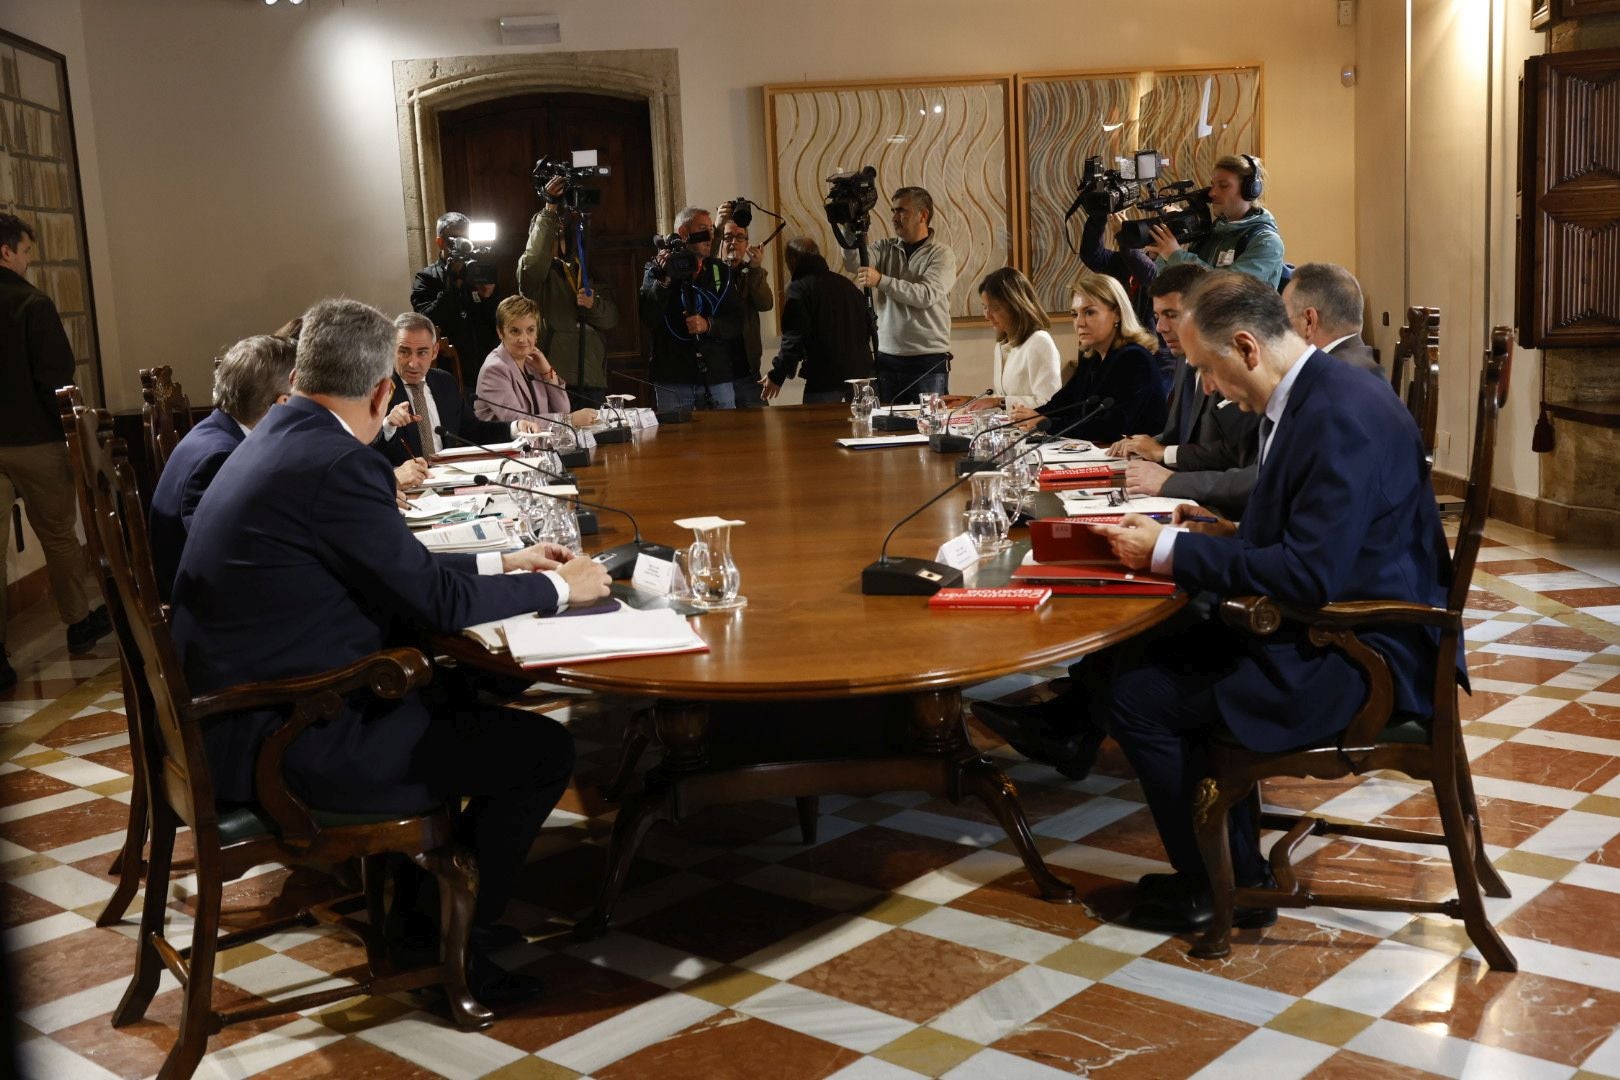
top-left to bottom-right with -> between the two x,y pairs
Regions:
1134,150 -> 1160,181
469,221 -> 497,244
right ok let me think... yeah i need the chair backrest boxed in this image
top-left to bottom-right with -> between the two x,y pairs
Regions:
437,336 -> 464,388
1447,328 -> 1513,614
1390,307 -> 1441,469
140,366 -> 194,479
75,403 -> 216,831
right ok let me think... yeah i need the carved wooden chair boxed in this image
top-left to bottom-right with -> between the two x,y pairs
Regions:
140,365 -> 195,479
437,336 -> 464,388
69,406 -> 495,1078
1389,306 -> 1441,471
1189,328 -> 1516,972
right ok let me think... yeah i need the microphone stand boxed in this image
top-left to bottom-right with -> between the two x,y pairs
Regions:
466,393 -> 593,468
872,356 -> 950,432
861,398 -> 1114,595
472,473 -> 674,580
432,426 -> 596,533
954,395 -> 1104,476
615,370 -> 695,425
929,388 -> 995,454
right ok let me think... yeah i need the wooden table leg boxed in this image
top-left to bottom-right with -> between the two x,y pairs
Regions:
576,699 -> 708,939
910,690 -> 1078,905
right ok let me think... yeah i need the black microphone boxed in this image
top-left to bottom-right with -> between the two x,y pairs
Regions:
956,395 -> 1104,476
929,388 -> 996,454
523,385 -> 637,445
862,397 -> 1116,595
434,426 -> 577,488
873,356 -> 951,430
472,474 -> 674,580
1062,187 -> 1088,223
613,370 -> 695,425
465,392 -> 616,461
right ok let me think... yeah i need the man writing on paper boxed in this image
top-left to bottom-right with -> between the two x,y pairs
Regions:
1086,271 -> 1451,932
171,298 -> 611,1003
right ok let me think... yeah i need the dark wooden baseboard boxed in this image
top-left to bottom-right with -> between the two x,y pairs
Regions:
1433,471 -> 1620,543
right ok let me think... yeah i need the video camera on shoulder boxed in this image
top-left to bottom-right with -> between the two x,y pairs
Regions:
651,232 -> 700,283
442,235 -> 498,288
1066,148 -> 1214,250
823,165 -> 879,249
533,151 -> 612,212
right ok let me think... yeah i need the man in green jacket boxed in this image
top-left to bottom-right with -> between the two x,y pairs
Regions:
1145,154 -> 1287,289
517,176 -> 620,409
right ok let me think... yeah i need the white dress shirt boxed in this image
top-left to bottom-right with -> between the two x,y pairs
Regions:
992,330 -> 1063,409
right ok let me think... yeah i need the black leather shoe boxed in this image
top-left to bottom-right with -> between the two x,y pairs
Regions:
467,948 -> 546,1008
66,605 -> 112,655
1126,871 -> 1278,933
1136,871 -> 1200,900
972,695 -> 1103,780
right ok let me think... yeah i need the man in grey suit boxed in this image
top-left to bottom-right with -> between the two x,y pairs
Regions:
1111,265 -> 1262,520
1282,263 -> 1384,377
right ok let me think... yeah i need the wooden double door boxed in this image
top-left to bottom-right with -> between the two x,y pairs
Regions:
439,92 -> 657,390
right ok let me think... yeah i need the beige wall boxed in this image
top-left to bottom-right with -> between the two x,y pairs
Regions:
7,0 -> 1359,413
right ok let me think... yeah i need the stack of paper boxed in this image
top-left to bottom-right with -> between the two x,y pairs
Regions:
416,520 -> 513,553
498,604 -> 708,667
436,440 -> 525,459
836,433 -> 930,449
1056,493 -> 1197,517
1036,440 -> 1117,464
402,493 -> 490,524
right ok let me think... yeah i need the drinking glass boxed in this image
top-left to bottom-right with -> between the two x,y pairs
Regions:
847,379 -> 877,423
915,392 -> 944,436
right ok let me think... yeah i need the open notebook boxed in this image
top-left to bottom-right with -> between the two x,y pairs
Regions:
462,600 -> 708,667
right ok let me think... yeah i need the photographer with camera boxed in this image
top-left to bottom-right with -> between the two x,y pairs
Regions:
411,211 -> 500,391
843,186 -> 957,404
1144,154 -> 1287,289
714,202 -> 774,409
518,169 -> 620,409
638,207 -> 745,411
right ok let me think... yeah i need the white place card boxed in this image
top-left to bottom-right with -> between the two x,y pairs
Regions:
674,516 -> 746,530
631,552 -> 676,596
935,532 -> 981,571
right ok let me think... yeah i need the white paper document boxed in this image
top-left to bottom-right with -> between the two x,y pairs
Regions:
499,604 -> 708,667
415,520 -> 513,553
836,434 -> 931,449
435,440 -> 525,459
1036,441 -> 1118,464
1057,494 -> 1198,517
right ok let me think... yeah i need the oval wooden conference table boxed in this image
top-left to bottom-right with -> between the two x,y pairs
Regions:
436,403 -> 1185,936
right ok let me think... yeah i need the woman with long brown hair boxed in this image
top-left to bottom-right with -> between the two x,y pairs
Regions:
979,267 -> 1062,410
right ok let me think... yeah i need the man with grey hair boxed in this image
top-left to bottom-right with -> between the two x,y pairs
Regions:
847,185 -> 957,403
171,297 -> 609,1005
412,210 -> 499,390
1282,263 -> 1383,376
639,205 -> 744,411
148,333 -> 296,598
1075,271 -> 1452,933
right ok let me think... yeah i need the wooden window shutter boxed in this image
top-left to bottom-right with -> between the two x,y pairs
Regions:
1516,45 -> 1620,348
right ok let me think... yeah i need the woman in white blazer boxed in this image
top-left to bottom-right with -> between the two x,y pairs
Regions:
980,267 -> 1062,410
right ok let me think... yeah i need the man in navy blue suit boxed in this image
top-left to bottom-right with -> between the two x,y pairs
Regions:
376,312 -> 536,464
148,334 -> 296,600
171,298 -> 611,997
1090,271 -> 1450,932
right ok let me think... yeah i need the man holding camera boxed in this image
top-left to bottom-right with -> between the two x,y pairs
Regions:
519,175 -> 621,409
846,187 -> 957,404
411,211 -> 499,391
638,207 -> 744,411
714,202 -> 774,409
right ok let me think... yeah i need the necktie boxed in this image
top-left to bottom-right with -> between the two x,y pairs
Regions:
1258,415 -> 1276,466
1177,372 -> 1200,444
406,382 -> 436,456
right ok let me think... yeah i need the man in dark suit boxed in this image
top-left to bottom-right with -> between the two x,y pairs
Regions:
377,312 -> 537,464
171,298 -> 611,997
1283,262 -> 1385,378
149,334 -> 295,599
761,237 -> 875,404
1090,272 -> 1451,931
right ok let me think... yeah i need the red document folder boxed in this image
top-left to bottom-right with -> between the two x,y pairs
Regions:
1010,563 -> 1177,596
1027,518 -> 1120,563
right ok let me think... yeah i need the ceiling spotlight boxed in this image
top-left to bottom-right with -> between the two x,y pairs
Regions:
263,0 -> 277,5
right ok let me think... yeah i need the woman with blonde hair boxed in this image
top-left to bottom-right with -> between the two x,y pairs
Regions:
979,267 -> 1062,410
1019,270 -> 1166,444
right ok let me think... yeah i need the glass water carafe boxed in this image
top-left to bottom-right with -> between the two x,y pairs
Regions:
685,522 -> 746,611
963,471 -> 1011,555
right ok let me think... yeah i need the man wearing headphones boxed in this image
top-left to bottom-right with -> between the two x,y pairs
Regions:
1144,154 -> 1287,289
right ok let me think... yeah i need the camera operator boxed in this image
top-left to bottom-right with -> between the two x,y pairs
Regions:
762,237 -> 873,403
714,202 -> 774,409
845,186 -> 957,404
411,211 -> 499,391
518,175 -> 621,409
1144,154 -> 1287,289
638,207 -> 745,411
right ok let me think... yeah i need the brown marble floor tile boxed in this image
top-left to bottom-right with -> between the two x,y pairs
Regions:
790,926 -> 1021,1023
37,709 -> 128,747
485,953 -> 666,1052
9,925 -> 138,1008
1470,740 -> 1620,793
1533,699 -> 1620,740
280,931 -> 372,978
992,982 -> 1254,1079
1588,829 -> 1620,867
913,781 -> 1092,828
252,1036 -> 442,1079
1304,1049 -> 1446,1079
514,841 -> 672,915
190,867 -> 348,932
0,880 -> 63,928
781,825 -> 981,892
1260,775 -> 1365,812
1497,623 -> 1610,653
0,767 -> 74,808
1479,558 -> 1575,576
1498,882 -> 1620,958
621,882 -> 836,965
1543,586 -> 1620,609
949,867 -> 1130,938
1145,915 -> 1384,996
2,677 -> 91,705
1372,791 -> 1565,849
1464,589 -> 1518,613
1291,841 -> 1460,905
1464,653 -> 1576,685
595,1011 -> 859,1080
82,743 -> 135,774
1384,957 -> 1620,1066
1458,689 -> 1519,723
1080,807 -> 1174,861
2,795 -> 133,852
669,801 -> 805,848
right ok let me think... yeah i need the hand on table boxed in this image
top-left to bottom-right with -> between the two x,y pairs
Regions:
1089,512 -> 1163,570
1109,434 -> 1165,462
1124,460 -> 1172,496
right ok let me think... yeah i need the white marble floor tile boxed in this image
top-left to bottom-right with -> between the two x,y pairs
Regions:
738,863 -> 884,912
734,982 -> 916,1053
1475,642 -> 1594,663
1103,957 -> 1294,1027
193,1018 -> 347,1080
60,732 -> 129,758
905,906 -> 1070,963
356,1012 -> 528,1079
942,1047 -> 1077,1080
1464,619 -> 1528,644
18,976 -> 144,1034
892,849 -> 1025,904
1305,940 -> 1455,1015
1345,1018 -> 1575,1080
539,991 -> 723,1074
1583,605 -> 1620,627
1544,663 -> 1620,691
880,808 -> 1004,849
17,1037 -> 123,1080
2,910 -> 94,952
1502,934 -> 1620,994
10,863 -> 116,909
1563,862 -> 1620,897
610,869 -> 721,925
31,755 -> 129,789
1030,796 -> 1141,841
1310,776 -> 1426,822
930,964 -> 1090,1045
1467,677 -> 1537,695
43,828 -> 129,867
1188,1028 -> 1337,1080
825,1057 -> 929,1080
564,930 -> 723,989
0,788 -> 96,824
1042,843 -> 1169,884
1579,1025 -> 1620,1077
1471,775 -> 1586,810
736,813 -> 868,862
1512,725 -> 1620,758
1499,571 -> 1616,592
1473,695 -> 1570,728
220,954 -> 354,1001
736,914 -> 894,980
1517,810 -> 1620,862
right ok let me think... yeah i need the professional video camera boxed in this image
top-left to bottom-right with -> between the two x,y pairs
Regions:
1061,148 -> 1214,250
533,153 -> 612,211
651,231 -> 700,283
442,235 -> 498,288
1114,181 -> 1214,249
1075,155 -> 1143,218
823,166 -> 879,249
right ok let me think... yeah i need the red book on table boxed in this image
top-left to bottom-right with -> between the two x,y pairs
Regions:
1037,464 -> 1119,491
928,587 -> 1053,610
1027,517 -> 1120,563
1010,563 -> 1177,596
